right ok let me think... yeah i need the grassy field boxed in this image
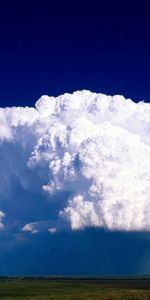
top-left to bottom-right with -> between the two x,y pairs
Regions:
0,278 -> 149,300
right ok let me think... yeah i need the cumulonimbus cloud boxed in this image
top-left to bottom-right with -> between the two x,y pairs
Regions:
1,90 -> 150,232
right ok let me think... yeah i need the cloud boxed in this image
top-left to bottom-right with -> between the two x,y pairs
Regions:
1,90 -> 150,232
22,223 -> 38,234
0,211 -> 5,229
48,227 -> 57,234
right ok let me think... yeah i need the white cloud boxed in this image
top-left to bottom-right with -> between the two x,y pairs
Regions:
0,211 -> 5,229
22,223 -> 38,234
48,227 -> 57,234
1,90 -> 150,231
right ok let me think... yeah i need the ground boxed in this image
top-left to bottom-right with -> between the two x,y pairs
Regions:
0,278 -> 149,299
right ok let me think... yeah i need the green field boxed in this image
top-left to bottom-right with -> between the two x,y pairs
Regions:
0,278 -> 149,300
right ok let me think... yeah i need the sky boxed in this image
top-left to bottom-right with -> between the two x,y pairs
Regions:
0,1 -> 150,276
0,0 -> 150,107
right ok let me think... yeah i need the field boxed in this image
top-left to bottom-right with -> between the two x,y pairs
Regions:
0,278 -> 149,300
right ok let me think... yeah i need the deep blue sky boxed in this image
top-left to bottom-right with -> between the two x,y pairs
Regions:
0,1 -> 150,107
1,1 -> 150,276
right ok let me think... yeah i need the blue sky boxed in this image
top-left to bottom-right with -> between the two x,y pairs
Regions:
0,1 -> 150,107
0,1 -> 150,276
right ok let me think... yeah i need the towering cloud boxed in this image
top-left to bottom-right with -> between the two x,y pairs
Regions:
1,90 -> 150,232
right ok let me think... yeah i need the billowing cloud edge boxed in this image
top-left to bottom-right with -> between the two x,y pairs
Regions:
1,90 -> 150,232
